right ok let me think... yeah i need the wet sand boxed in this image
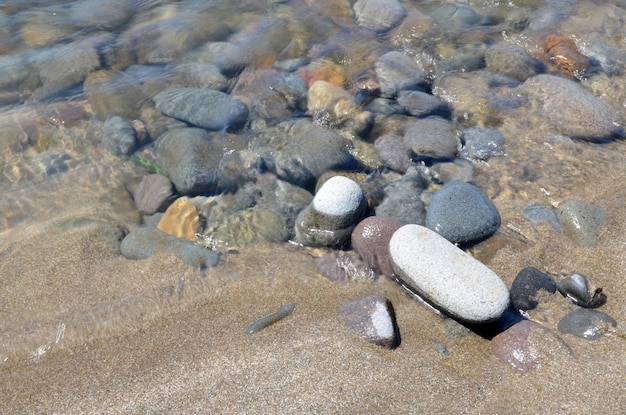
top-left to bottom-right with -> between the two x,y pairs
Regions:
1,171 -> 625,413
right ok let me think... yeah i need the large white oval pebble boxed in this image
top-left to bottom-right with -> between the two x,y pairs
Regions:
312,176 -> 364,216
389,224 -> 510,323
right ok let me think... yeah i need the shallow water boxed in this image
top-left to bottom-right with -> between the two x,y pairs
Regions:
1,1 -> 626,412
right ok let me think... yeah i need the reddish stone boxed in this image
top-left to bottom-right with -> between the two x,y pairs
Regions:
351,216 -> 403,277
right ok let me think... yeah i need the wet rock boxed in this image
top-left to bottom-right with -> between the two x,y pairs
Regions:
133,174 -> 174,215
295,176 -> 367,247
351,216 -> 403,277
374,134 -> 412,173
353,0 -> 407,33
120,226 -> 220,269
522,204 -> 561,232
557,199 -> 606,247
307,80 -> 358,127
171,62 -> 229,91
203,42 -> 253,75
102,116 -> 138,156
557,309 -> 617,340
315,252 -> 376,284
252,119 -> 356,189
374,51 -> 426,97
510,267 -> 557,312
425,181 -> 500,246
154,128 -> 221,195
0,55 -> 32,92
157,197 -> 201,241
338,295 -> 400,349
375,167 -> 427,225
203,206 -> 289,249
485,41 -> 544,82
84,70 -> 147,119
390,224 -> 510,323
217,150 -> 262,192
519,74 -> 624,141
154,88 -> 248,132
403,117 -> 458,160
556,273 -> 607,309
543,34 -> 591,80
396,90 -> 451,118
255,174 -> 313,230
31,41 -> 101,100
459,126 -> 506,161
430,158 -> 474,183
491,320 -> 573,372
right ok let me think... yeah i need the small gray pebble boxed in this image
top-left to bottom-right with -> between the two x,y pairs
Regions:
557,309 -> 617,340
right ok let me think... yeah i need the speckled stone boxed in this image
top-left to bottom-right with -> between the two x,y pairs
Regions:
492,320 -> 573,372
425,181 -> 500,245
351,216 -> 403,277
339,295 -> 400,348
389,224 -> 510,323
557,199 -> 606,247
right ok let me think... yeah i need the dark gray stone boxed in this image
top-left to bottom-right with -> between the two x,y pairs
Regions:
252,119 -> 357,189
460,126 -> 506,161
425,181 -> 500,245
353,0 -> 407,33
557,309 -> 617,340
338,295 -> 400,349
374,134 -> 412,173
375,168 -> 427,225
403,117 -> 458,160
397,90 -> 451,118
375,51 -> 426,97
485,41 -> 544,82
510,267 -> 557,312
120,226 -> 220,269
102,116 -> 137,156
154,128 -> 221,195
154,87 -> 248,131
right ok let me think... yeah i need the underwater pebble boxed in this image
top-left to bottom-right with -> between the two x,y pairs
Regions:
353,0 -> 407,33
157,197 -> 201,241
102,115 -> 137,156
403,117 -> 459,160
522,204 -> 561,232
519,74 -> 624,141
315,252 -> 376,284
425,181 -> 501,246
154,87 -> 248,131
459,126 -> 506,161
491,320 -> 572,372
351,216 -> 403,277
557,199 -> 606,247
556,273 -> 607,308
375,167 -> 427,225
389,224 -> 510,323
133,174 -> 174,215
484,41 -> 544,82
295,176 -> 367,247
510,267 -> 557,312
557,309 -> 617,340
338,295 -> 400,349
154,127 -> 221,195
374,51 -> 426,97
397,90 -> 451,118
120,226 -> 220,269
246,304 -> 296,335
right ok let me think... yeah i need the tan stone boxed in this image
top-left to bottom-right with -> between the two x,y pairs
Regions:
157,197 -> 200,240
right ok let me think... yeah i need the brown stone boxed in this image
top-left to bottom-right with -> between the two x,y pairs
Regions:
543,34 -> 591,80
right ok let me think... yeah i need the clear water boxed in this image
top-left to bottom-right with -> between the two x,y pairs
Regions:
1,0 -> 625,368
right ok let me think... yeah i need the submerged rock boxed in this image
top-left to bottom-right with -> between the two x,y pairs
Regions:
389,224 -> 510,323
557,199 -> 606,247
557,309 -> 617,340
556,273 -> 607,308
351,216 -> 403,277
353,0 -> 407,33
510,267 -> 557,312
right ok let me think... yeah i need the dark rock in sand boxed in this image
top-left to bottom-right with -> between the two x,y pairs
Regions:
338,295 -> 400,349
154,88 -> 248,131
510,267 -> 557,312
120,226 -> 220,269
556,273 -> 607,309
557,309 -> 617,340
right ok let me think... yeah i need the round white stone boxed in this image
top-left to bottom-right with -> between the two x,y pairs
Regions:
312,176 -> 364,217
389,224 -> 510,323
